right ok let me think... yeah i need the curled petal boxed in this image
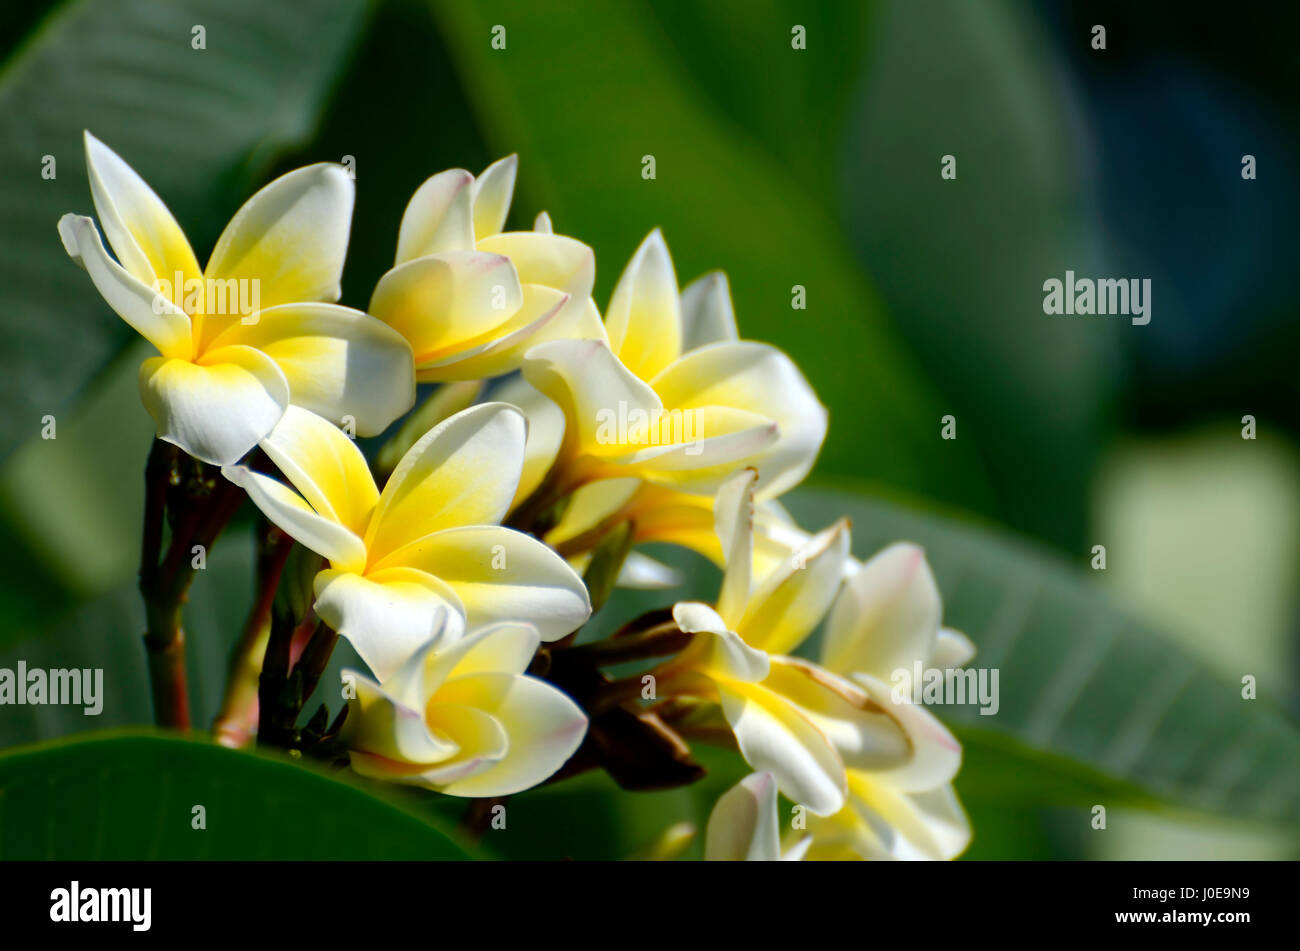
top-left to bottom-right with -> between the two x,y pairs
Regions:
140,346 -> 288,465
255,405 -> 379,536
59,215 -> 192,359
83,132 -> 201,300
221,464 -> 367,572
344,662 -> 459,770
314,566 -> 466,681
432,672 -> 588,797
671,602 -> 769,683
717,680 -> 847,817
763,657 -> 910,771
851,672 -> 963,791
493,376 -> 566,510
736,519 -> 850,656
714,468 -> 758,624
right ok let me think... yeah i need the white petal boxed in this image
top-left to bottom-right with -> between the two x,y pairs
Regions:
314,567 -> 467,680
139,347 -> 288,466
705,772 -> 782,861
616,552 -> 682,589
763,657 -> 910,771
680,271 -> 739,350
365,403 -> 528,562
396,168 -> 475,263
492,375 -> 567,510
83,131 -> 201,295
343,662 -> 458,766
714,468 -> 758,624
522,338 -> 663,456
932,628 -> 977,669
853,672 -> 964,791
58,215 -> 192,359
651,341 -> 827,499
256,404 -> 379,536
718,681 -> 847,817
221,464 -> 367,571
822,543 -> 943,681
204,163 -> 355,319
470,154 -> 518,239
533,211 -> 553,233
605,229 -> 682,380
672,601 -> 770,683
209,302 -> 414,436
476,231 -> 595,301
736,520 -> 850,656
372,526 -> 591,642
369,251 -> 523,365
433,672 -> 588,797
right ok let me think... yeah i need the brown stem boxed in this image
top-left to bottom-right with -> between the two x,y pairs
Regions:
140,456 -> 245,731
213,522 -> 293,746
566,622 -> 692,666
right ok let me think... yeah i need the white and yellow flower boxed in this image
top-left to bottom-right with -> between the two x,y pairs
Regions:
802,543 -> 975,860
222,402 -> 590,679
343,611 -> 587,796
58,132 -> 414,465
369,157 -> 603,382
517,230 -> 827,501
653,469 -> 911,817
704,771 -> 810,861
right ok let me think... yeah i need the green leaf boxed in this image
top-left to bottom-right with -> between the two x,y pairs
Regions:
0,0 -> 371,463
424,0 -> 993,511
785,481 -> 1300,826
0,731 -> 472,859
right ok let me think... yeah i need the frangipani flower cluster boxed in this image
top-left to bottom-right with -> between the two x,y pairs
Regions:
61,135 -> 974,852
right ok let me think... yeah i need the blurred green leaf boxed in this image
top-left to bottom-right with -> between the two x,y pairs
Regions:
0,0 -> 372,462
425,0 -> 993,512
0,731 -> 471,859
786,481 -> 1300,827
840,0 -> 1116,548
0,520 -> 255,736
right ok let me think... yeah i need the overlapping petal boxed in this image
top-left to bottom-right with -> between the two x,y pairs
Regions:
140,347 -> 288,466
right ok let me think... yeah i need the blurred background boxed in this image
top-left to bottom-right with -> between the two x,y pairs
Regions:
0,0 -> 1296,859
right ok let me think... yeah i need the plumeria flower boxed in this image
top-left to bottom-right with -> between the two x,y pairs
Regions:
518,230 -> 826,501
58,132 -> 414,465
652,469 -> 912,817
222,402 -> 590,679
343,611 -> 586,796
369,157 -> 604,382
801,544 -> 975,860
704,772 -> 810,861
